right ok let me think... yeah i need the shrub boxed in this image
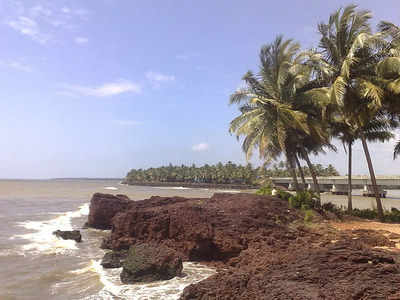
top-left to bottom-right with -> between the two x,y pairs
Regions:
384,208 -> 400,222
288,191 -> 318,209
256,185 -> 273,196
304,210 -> 314,223
278,190 -> 292,201
255,185 -> 292,200
351,208 -> 377,220
322,202 -> 344,217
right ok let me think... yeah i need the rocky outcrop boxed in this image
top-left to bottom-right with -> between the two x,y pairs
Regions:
105,193 -> 299,261
101,250 -> 128,268
87,192 -> 400,299
180,239 -> 400,299
53,230 -> 82,242
87,193 -> 131,229
120,243 -> 182,283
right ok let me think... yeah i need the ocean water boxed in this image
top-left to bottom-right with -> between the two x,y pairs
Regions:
1,180 -> 399,299
0,179 -> 218,300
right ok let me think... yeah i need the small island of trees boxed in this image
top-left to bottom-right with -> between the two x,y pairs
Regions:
125,162 -> 339,186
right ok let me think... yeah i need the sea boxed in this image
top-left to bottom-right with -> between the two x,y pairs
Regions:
1,179 -> 399,300
0,179 -> 223,300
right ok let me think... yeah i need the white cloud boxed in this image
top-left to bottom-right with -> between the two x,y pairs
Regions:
62,80 -> 142,97
61,7 -> 71,14
0,60 -> 32,72
176,53 -> 199,61
74,36 -> 88,44
146,71 -> 175,82
114,120 -> 143,126
6,16 -> 49,44
192,143 -> 209,152
5,3 -> 90,44
31,5 -> 53,18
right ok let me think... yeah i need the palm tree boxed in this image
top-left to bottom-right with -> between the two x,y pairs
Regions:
229,36 -> 314,192
295,154 -> 306,188
395,142 -> 400,159
314,4 -> 400,220
376,21 -> 400,160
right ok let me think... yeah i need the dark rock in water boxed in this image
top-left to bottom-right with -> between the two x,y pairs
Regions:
87,193 -> 132,230
101,250 -> 128,268
120,243 -> 183,283
53,230 -> 82,243
100,237 -> 112,249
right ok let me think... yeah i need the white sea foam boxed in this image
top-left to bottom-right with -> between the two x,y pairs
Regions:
11,203 -> 89,255
104,186 -> 118,190
79,260 -> 215,300
152,186 -> 191,190
216,189 -> 241,193
0,248 -> 25,257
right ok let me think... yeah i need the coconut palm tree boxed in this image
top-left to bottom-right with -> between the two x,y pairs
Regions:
376,21 -> 400,160
314,4 -> 400,220
229,36 -> 317,192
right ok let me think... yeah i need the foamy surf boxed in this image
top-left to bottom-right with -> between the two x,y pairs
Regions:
152,186 -> 191,190
11,203 -> 89,255
104,187 -> 118,190
79,260 -> 216,300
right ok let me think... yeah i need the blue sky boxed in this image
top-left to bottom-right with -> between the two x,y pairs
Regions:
0,0 -> 399,178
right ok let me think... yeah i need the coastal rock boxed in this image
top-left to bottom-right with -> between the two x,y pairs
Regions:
120,243 -> 183,283
87,193 -> 131,229
101,250 -> 128,268
107,193 -> 299,260
53,230 -> 82,242
180,239 -> 400,300
86,192 -> 400,299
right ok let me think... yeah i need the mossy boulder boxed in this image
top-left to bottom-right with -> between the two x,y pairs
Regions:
101,250 -> 128,268
120,243 -> 183,283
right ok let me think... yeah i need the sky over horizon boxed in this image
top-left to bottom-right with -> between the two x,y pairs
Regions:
0,0 -> 399,178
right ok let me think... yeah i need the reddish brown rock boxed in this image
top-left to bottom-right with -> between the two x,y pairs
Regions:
107,193 -> 299,261
180,239 -> 400,300
86,192 -> 400,299
87,193 -> 131,229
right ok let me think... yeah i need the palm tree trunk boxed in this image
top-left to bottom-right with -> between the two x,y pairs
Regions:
287,153 -> 300,192
295,155 -> 306,190
360,136 -> 384,221
300,147 -> 321,202
347,141 -> 353,212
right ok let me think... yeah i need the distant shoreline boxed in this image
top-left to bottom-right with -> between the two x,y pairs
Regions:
123,181 -> 258,190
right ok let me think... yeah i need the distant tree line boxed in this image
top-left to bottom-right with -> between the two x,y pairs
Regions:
125,162 -> 339,185
263,162 -> 339,178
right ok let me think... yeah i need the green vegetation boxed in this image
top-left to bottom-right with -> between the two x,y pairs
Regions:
256,185 -> 400,223
323,203 -> 400,223
230,4 -> 400,221
288,191 -> 319,210
126,162 -> 256,185
126,162 -> 339,186
256,186 -> 318,222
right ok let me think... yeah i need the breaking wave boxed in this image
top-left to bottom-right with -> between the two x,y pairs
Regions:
104,187 -> 118,190
11,203 -> 89,255
77,260 -> 215,300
